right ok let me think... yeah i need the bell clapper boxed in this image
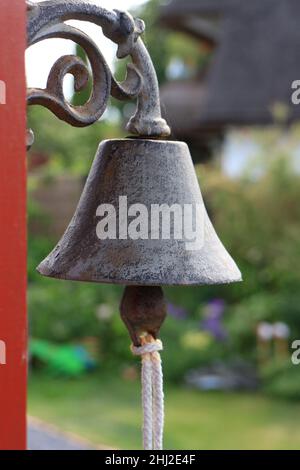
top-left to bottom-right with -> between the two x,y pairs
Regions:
120,286 -> 166,450
120,286 -> 167,347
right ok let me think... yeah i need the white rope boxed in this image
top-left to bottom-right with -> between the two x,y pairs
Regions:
141,353 -> 153,450
152,351 -> 164,450
131,338 -> 164,450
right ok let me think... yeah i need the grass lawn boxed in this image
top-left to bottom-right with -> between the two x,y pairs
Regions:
28,373 -> 300,450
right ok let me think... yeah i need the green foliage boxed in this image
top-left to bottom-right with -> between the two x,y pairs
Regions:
198,131 -> 300,302
224,294 -> 284,362
132,0 -> 209,85
28,278 -> 141,367
72,45 -> 93,107
262,360 -> 300,401
161,316 -> 227,382
27,105 -> 121,176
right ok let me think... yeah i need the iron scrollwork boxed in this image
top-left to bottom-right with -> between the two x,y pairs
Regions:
26,0 -> 170,141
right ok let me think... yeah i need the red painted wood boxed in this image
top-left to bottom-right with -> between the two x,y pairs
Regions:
0,0 -> 27,450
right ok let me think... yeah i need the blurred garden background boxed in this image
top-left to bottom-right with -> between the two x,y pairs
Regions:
26,0 -> 300,449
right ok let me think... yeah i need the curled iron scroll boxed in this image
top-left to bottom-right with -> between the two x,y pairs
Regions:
26,0 -> 170,139
27,22 -> 142,127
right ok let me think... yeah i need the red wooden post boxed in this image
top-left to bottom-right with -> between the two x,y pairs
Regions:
0,0 -> 27,449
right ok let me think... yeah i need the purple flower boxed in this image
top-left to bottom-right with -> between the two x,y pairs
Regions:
201,299 -> 228,341
167,303 -> 188,320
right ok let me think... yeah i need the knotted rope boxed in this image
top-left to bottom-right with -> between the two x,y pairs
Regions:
131,336 -> 164,450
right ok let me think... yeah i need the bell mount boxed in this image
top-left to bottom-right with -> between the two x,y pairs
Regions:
26,0 -> 170,143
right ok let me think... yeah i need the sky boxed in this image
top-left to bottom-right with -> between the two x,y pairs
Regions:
26,0 -> 147,91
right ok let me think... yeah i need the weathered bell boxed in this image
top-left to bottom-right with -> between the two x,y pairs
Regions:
37,138 -> 241,286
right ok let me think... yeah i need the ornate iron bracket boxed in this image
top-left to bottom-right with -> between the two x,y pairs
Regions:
26,0 -> 170,141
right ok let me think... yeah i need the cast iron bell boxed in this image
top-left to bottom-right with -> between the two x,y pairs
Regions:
37,138 -> 241,286
27,0 -> 241,350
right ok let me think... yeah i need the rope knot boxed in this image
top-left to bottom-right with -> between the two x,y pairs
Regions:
131,339 -> 163,356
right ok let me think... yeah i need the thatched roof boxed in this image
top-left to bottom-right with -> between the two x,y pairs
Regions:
160,0 -> 300,126
161,79 -> 207,135
160,79 -> 223,163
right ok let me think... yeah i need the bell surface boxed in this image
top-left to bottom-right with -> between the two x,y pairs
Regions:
37,138 -> 241,286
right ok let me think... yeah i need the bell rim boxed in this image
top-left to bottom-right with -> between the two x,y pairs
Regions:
36,264 -> 242,287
